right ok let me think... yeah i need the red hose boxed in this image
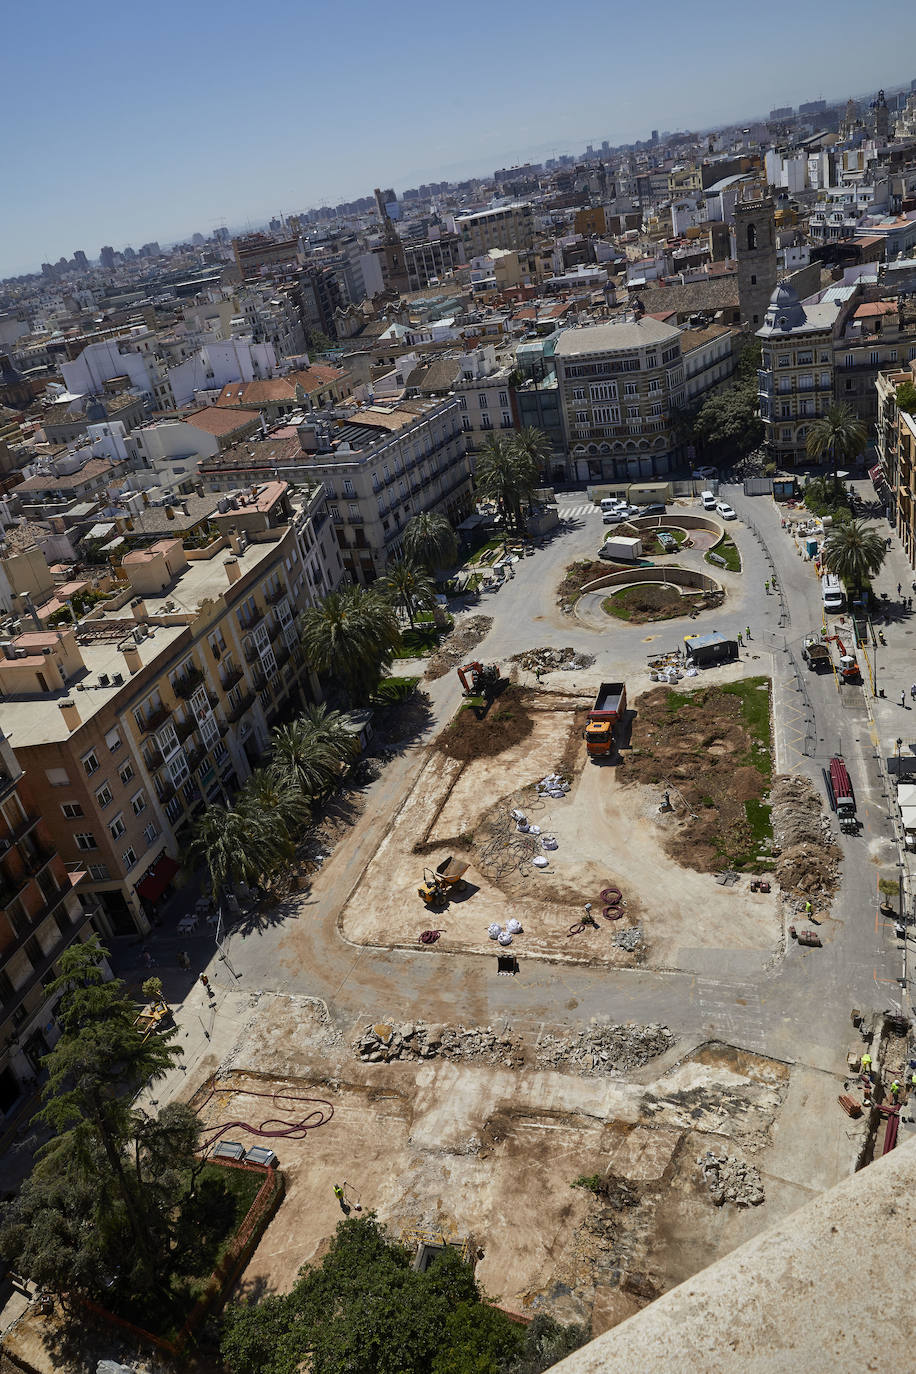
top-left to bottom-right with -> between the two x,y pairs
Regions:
418,929 -> 443,944
195,1084 -> 334,1146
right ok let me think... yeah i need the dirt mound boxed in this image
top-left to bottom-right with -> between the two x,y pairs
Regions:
425,615 -> 493,680
557,560 -> 611,608
536,1023 -> 675,1074
510,645 -> 595,673
436,684 -> 534,761
770,774 -> 840,902
622,681 -> 772,872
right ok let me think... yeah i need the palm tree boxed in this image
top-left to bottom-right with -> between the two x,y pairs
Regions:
806,403 -> 868,493
185,803 -> 269,902
379,559 -> 437,628
821,519 -> 887,595
269,718 -> 340,801
239,769 -> 310,864
299,702 -> 360,766
512,427 -> 552,483
299,585 -> 401,702
403,511 -> 458,572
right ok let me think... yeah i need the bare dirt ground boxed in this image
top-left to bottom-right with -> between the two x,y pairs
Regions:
340,686 -> 783,970
425,615 -> 494,680
182,996 -> 854,1338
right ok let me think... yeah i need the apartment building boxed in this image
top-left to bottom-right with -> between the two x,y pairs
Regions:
198,397 -> 470,584
833,299 -> 916,428
553,317 -> 687,483
680,325 -> 739,405
876,364 -> 916,560
0,483 -> 340,934
403,234 -> 464,291
0,727 -> 103,1122
756,284 -> 844,465
454,204 -> 535,258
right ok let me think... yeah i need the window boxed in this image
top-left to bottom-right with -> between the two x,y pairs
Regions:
478,392 -> 488,408
208,628 -> 226,660
131,791 -> 146,816
88,864 -> 110,882
45,768 -> 70,787
480,415 -> 493,430
890,350 -> 898,363
750,274 -> 757,285
119,761 -> 134,786
498,391 -> 508,407
869,352 -> 879,367
624,382 -> 639,396
109,814 -> 126,841
649,402 -> 663,417
343,480 -> 355,496
143,822 -> 159,846
347,503 -> 360,521
82,750 -> 99,777
105,728 -> 122,753
572,387 -> 586,401
95,784 -> 113,810
781,402 -> 791,418
329,504 -> 341,520
796,352 -> 813,365
75,832 -> 98,851
845,354 -> 854,368
122,848 -> 137,870
61,802 -> 83,819
781,428 -> 792,441
575,410 -> 588,424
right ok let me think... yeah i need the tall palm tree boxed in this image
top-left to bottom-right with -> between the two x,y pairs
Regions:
299,586 -> 401,702
269,718 -> 340,801
402,511 -> 458,572
512,427 -> 552,483
821,519 -> 888,594
475,435 -> 521,532
379,559 -> 437,628
806,403 -> 868,493
185,803 -> 269,902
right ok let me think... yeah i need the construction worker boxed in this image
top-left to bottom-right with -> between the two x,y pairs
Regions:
890,1080 -> 901,1102
746,626 -> 751,641
199,973 -> 213,998
764,580 -> 770,595
534,666 -> 543,682
737,632 -> 743,648
333,1184 -> 350,1214
861,1052 -> 872,1075
804,900 -> 812,917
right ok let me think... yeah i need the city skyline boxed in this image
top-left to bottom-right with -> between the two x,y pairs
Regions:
3,0 -> 916,278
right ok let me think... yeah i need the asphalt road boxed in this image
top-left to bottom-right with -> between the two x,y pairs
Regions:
132,485 -> 907,1080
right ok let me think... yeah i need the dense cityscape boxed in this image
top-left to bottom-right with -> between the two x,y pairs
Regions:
2,50 -> 916,1374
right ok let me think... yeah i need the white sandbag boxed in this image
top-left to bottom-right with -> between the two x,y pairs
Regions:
488,923 -> 502,940
533,855 -> 549,868
497,930 -> 513,945
507,918 -> 523,934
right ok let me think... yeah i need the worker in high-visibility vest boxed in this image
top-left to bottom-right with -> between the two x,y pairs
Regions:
861,1053 -> 872,1076
890,1081 -> 901,1102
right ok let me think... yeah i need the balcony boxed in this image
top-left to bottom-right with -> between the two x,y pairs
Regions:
268,617 -> 283,641
155,778 -> 176,804
265,583 -> 288,605
0,909 -> 85,1034
144,746 -> 164,772
226,693 -> 254,724
0,771 -> 20,806
185,743 -> 206,774
238,605 -> 264,632
251,667 -> 267,693
138,703 -> 173,736
0,814 -> 41,855
175,716 -> 198,744
275,642 -> 291,668
220,665 -> 244,691
243,642 -> 259,664
174,665 -> 205,699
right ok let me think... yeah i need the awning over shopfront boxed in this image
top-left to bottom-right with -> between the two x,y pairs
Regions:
135,855 -> 180,903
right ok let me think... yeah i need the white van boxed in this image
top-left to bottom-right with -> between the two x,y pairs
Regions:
822,574 -> 845,613
701,490 -> 717,510
600,496 -> 624,512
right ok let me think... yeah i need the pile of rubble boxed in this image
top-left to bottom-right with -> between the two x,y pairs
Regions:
697,1150 -> 765,1207
611,927 -> 643,952
355,1018 -> 674,1075
425,616 -> 494,680
356,1020 -> 524,1066
770,774 -> 841,902
535,1022 -> 674,1075
510,646 -> 596,673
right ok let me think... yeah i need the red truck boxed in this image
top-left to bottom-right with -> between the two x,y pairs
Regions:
585,682 -> 627,758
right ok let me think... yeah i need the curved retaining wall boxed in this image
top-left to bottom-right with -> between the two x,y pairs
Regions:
580,564 -> 722,596
625,513 -> 722,535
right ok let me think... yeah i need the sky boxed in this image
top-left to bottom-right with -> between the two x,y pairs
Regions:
3,0 -> 916,278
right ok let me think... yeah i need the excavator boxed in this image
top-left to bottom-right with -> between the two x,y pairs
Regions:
826,634 -> 861,683
457,661 -> 501,698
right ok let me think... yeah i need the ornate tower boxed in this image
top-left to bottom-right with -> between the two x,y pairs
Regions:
734,194 -> 777,330
873,89 -> 889,141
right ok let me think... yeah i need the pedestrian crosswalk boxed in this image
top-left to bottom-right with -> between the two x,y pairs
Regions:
558,502 -> 602,520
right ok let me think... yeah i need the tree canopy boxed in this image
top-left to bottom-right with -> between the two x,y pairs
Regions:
805,403 -> 867,490
693,378 -> 762,458
475,435 -> 540,533
821,519 -> 888,593
220,1215 -> 588,1374
403,511 -> 459,572
299,585 -> 401,703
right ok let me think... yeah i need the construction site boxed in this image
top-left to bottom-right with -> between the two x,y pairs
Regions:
181,991 -> 872,1336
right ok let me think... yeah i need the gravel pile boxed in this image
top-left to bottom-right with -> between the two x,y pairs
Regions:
356,1020 -> 524,1066
770,774 -> 841,901
535,1022 -> 674,1075
510,646 -> 595,673
698,1151 -> 765,1207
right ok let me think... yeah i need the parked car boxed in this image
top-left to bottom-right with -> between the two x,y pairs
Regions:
701,490 -> 717,510
639,502 -> 667,515
602,509 -> 630,524
716,501 -> 737,520
692,466 -> 718,480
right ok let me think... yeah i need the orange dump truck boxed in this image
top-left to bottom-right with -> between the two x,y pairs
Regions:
584,682 -> 627,758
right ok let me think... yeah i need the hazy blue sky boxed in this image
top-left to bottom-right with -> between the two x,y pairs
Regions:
4,0 -> 916,277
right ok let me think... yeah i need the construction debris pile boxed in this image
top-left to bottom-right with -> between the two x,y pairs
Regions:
611,927 -> 643,952
356,1021 -> 524,1066
426,616 -> 494,680
355,1019 -> 674,1074
697,1151 -> 765,1207
770,774 -> 841,901
510,646 -> 595,673
535,1022 -> 674,1075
